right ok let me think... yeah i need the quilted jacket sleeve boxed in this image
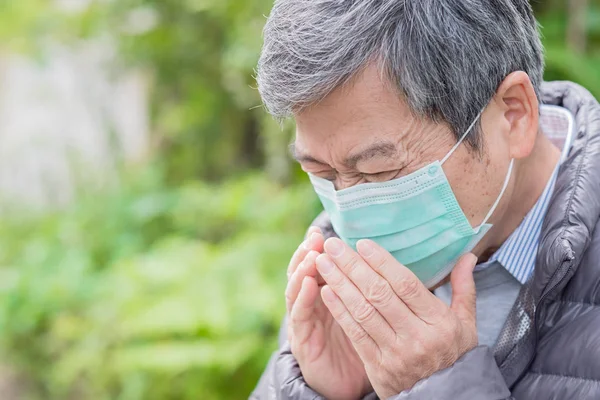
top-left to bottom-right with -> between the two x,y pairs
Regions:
250,323 -> 512,400
388,346 -> 513,400
249,316 -> 326,400
249,341 -> 327,400
250,317 -> 379,400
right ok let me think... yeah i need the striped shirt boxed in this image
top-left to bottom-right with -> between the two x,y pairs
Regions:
475,105 -> 575,283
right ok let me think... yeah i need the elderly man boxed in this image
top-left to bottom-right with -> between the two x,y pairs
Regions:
251,1 -> 600,399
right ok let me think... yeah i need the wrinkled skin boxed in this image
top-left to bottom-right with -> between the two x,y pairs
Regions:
286,64 -> 561,398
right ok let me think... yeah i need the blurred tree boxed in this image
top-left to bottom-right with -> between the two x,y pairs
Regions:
96,0 -> 296,184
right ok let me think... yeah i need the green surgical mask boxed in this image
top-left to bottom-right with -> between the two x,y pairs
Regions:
309,112 -> 514,288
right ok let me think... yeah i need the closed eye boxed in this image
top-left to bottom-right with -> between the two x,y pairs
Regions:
361,170 -> 401,183
303,167 -> 337,181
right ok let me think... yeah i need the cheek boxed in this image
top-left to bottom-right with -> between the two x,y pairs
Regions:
448,153 -> 497,225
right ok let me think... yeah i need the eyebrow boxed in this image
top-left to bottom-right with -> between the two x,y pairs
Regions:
289,143 -> 326,164
290,141 -> 397,168
345,141 -> 397,169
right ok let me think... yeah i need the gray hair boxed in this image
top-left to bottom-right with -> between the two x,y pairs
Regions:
256,0 -> 544,149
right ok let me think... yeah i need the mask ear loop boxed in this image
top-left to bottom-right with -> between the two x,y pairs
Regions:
476,158 -> 515,230
437,108 -> 513,230
441,109 -> 484,165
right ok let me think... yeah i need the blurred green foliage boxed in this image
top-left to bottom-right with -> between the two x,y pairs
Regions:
0,1 -> 599,399
99,0 -> 296,184
0,168 -> 319,399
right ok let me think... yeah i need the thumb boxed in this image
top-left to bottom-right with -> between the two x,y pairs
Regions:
450,253 -> 478,326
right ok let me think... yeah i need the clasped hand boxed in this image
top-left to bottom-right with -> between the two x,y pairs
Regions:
316,237 -> 479,399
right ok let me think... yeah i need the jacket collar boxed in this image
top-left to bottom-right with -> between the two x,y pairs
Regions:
534,81 -> 600,301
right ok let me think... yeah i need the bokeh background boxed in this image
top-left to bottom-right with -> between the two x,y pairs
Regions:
0,1 -> 598,399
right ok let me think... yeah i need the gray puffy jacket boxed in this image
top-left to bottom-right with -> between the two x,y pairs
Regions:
251,81 -> 600,400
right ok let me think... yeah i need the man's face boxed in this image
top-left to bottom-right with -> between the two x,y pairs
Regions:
293,65 -> 515,230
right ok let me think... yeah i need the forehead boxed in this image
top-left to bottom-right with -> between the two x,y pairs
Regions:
293,65 -> 444,161
296,65 -> 411,133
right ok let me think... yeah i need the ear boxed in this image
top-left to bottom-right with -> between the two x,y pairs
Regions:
492,71 -> 539,160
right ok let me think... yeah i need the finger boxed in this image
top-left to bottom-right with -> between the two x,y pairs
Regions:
290,276 -> 320,346
302,230 -> 325,284
308,229 -> 325,253
307,229 -> 326,283
286,251 -> 320,313
316,253 -> 393,345
302,244 -> 326,286
356,239 -> 446,325
320,285 -> 379,362
306,225 -> 321,237
324,237 -> 414,332
450,253 -> 478,327
287,243 -> 311,279
287,228 -> 324,278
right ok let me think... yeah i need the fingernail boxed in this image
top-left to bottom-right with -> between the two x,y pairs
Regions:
356,240 -> 374,257
302,239 -> 310,250
309,232 -> 319,244
325,238 -> 344,257
316,255 -> 335,274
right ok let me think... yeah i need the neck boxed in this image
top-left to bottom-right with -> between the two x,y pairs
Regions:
476,131 -> 561,263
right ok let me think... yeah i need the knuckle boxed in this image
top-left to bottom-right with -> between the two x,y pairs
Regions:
353,301 -> 378,324
372,257 -> 389,273
408,337 -> 429,364
330,305 -> 346,322
366,279 -> 394,307
287,253 -> 303,275
290,314 -> 300,326
347,322 -> 370,344
395,277 -> 420,299
342,256 -> 361,272
290,310 -> 307,326
289,301 -> 305,323
285,292 -> 294,307
287,260 -> 297,277
289,305 -> 299,322
326,270 -> 345,288
291,264 -> 306,283
389,311 -> 410,328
